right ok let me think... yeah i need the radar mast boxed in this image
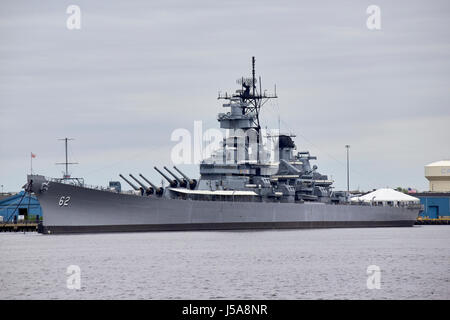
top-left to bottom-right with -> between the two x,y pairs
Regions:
218,56 -> 277,135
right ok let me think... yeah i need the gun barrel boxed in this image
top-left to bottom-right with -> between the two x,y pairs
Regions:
129,174 -> 147,189
173,166 -> 197,189
139,173 -> 163,196
163,166 -> 183,183
173,166 -> 191,183
139,174 -> 157,189
119,174 -> 139,190
154,167 -> 177,186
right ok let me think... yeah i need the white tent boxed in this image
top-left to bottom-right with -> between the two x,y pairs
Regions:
350,188 -> 420,206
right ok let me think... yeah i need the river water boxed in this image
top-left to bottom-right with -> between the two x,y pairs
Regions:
0,226 -> 449,299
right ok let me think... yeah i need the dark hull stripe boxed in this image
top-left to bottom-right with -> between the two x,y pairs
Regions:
40,220 -> 415,234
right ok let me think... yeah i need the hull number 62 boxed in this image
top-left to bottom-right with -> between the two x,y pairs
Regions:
59,196 -> 71,206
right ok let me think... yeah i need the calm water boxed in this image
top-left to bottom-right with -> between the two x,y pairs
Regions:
0,226 -> 449,300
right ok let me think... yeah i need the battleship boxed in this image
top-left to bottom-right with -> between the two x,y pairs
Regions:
25,57 -> 419,234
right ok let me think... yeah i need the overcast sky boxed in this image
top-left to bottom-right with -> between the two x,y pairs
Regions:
1,0 -> 449,192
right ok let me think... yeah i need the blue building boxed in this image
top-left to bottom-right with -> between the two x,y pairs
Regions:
415,193 -> 450,219
0,191 -> 42,222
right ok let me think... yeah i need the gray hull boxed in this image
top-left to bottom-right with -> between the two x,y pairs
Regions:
28,175 -> 419,234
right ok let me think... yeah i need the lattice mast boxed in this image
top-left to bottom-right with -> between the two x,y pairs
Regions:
218,56 -> 277,135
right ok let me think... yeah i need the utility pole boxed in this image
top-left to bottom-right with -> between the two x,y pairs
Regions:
345,145 -> 350,197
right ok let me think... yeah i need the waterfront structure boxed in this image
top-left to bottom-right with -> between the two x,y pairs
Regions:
415,193 -> 449,219
0,191 -> 42,222
425,160 -> 450,192
414,160 -> 450,219
350,188 -> 420,207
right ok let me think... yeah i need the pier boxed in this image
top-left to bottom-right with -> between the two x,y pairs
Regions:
415,217 -> 450,225
0,222 -> 39,232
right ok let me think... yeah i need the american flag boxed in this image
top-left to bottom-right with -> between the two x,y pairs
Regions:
31,152 -> 36,158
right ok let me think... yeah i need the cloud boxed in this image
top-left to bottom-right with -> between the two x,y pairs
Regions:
0,0 -> 449,192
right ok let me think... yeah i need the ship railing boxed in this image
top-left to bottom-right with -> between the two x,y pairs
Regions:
68,182 -> 137,195
47,177 -> 85,186
44,176 -> 136,194
348,201 -> 423,209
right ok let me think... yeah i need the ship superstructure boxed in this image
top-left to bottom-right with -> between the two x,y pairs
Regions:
164,57 -> 334,203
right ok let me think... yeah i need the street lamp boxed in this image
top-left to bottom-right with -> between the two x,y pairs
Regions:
345,145 -> 350,197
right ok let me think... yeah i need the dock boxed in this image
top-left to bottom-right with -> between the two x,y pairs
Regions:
0,222 -> 39,232
415,217 -> 450,225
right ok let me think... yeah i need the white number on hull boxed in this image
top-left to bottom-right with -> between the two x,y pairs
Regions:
59,196 -> 71,206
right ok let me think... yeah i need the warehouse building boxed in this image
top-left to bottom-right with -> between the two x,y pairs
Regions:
0,191 -> 42,222
415,160 -> 450,219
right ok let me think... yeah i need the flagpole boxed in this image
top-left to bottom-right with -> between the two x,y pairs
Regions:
30,152 -> 33,175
